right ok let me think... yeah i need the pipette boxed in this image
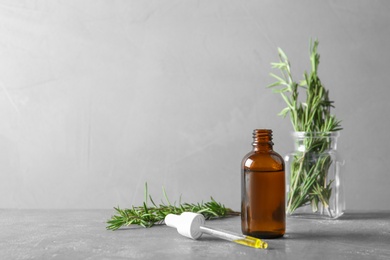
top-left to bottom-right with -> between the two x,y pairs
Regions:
165,212 -> 268,249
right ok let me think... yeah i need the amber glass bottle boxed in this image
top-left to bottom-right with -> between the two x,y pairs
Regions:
241,129 -> 285,239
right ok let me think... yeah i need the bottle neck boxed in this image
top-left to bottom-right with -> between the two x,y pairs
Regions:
252,129 -> 273,152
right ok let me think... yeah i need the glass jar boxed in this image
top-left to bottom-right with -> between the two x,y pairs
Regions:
285,132 -> 345,219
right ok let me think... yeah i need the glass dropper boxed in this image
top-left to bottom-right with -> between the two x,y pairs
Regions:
199,225 -> 267,249
165,212 -> 268,249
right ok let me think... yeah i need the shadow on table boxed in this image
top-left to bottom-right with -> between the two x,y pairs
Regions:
285,230 -> 390,249
339,211 -> 390,221
199,236 -> 287,251
286,231 -> 369,240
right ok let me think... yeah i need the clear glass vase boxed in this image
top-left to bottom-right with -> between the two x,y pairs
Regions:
285,132 -> 345,219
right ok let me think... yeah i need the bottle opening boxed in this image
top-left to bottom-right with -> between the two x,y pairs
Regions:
252,129 -> 273,146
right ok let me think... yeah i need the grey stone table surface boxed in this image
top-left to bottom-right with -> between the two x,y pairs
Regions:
1,210 -> 389,259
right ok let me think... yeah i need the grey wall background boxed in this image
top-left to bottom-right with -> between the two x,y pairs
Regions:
0,0 -> 389,210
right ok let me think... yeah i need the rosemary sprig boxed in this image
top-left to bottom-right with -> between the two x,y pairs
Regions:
107,183 -> 239,230
268,40 -> 342,133
267,39 -> 342,216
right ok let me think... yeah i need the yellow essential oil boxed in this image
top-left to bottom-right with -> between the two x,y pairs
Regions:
234,236 -> 268,249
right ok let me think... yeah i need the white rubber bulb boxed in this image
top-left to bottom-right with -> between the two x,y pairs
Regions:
165,212 -> 205,239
